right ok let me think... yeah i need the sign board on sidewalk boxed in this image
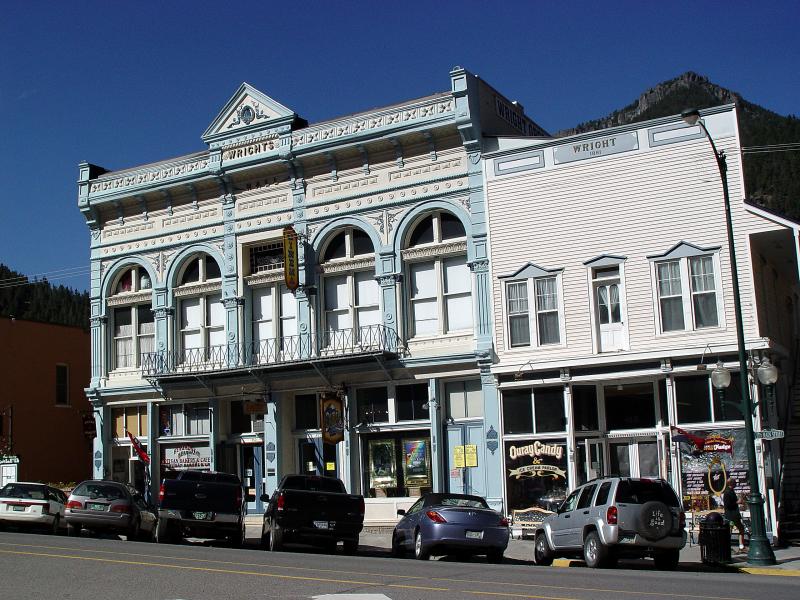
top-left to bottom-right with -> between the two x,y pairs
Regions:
755,429 -> 784,440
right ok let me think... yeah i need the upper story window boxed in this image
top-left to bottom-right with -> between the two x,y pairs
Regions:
158,402 -> 210,437
500,263 -> 564,349
252,284 -> 297,361
403,211 -> 472,338
249,242 -> 284,274
649,242 -> 722,334
319,228 -> 380,345
585,256 -> 628,353
175,254 -> 224,361
108,266 -> 154,371
55,364 -> 69,405
502,386 -> 565,434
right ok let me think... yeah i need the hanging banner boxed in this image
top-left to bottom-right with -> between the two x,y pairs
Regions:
320,393 -> 344,444
127,431 -> 150,465
283,226 -> 299,291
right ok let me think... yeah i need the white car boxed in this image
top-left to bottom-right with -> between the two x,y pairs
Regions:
0,482 -> 68,534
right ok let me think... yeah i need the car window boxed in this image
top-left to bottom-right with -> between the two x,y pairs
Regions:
407,498 -> 424,514
281,476 -> 345,493
560,489 -> 580,513
73,483 -> 126,500
594,482 -> 612,506
576,484 -> 596,509
0,484 -> 47,500
615,480 -> 679,507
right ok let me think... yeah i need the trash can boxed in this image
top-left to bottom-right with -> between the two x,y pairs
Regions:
698,512 -> 732,564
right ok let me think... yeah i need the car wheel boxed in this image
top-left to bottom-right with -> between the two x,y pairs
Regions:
534,532 -> 554,566
50,515 -> 61,536
583,531 -> 610,568
343,538 -> 358,555
66,523 -> 79,537
487,550 -> 503,564
391,532 -> 404,557
269,520 -> 283,552
414,530 -> 429,561
654,549 -> 680,571
154,520 -> 175,544
127,518 -> 141,541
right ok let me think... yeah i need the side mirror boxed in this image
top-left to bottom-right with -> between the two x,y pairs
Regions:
396,509 -> 406,516
260,493 -> 270,503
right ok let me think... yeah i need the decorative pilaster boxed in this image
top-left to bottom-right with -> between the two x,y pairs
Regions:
263,393 -> 281,496
469,259 -> 492,347
477,352 -> 503,512
89,395 -> 108,479
152,306 -> 173,372
377,272 -> 401,340
222,296 -> 244,366
427,380 -> 444,493
147,401 -> 160,504
564,384 -> 577,490
89,315 -> 107,385
209,397 -> 220,471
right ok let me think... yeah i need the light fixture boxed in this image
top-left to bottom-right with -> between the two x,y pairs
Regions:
681,108 -> 701,126
422,401 -> 429,411
710,360 -> 731,390
756,357 -> 779,386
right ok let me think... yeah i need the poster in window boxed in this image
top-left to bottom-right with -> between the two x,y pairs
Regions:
319,393 -> 344,444
368,439 -> 396,490
402,438 -> 430,485
672,427 -> 749,510
504,439 -> 567,516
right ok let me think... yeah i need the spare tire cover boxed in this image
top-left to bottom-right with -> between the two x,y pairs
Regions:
637,501 -> 672,541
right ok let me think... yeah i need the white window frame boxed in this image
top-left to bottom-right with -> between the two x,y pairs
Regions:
650,249 -> 723,335
174,254 -> 224,361
107,266 -> 154,372
403,211 -> 472,339
250,282 -> 298,361
584,258 -> 630,354
319,227 -> 379,346
502,272 -> 565,351
159,402 -> 209,439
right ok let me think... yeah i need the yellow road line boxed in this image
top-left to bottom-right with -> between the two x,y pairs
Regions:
0,540 -> 755,599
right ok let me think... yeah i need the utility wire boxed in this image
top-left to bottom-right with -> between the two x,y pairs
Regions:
0,266 -> 91,290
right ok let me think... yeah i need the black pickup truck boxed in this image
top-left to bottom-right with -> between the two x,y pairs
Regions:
155,471 -> 244,545
261,475 -> 364,554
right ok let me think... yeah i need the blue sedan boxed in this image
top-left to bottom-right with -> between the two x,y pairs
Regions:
391,493 -> 509,562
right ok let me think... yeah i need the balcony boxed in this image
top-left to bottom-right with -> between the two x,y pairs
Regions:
141,324 -> 405,379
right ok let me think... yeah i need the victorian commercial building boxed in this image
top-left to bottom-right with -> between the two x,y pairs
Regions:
78,68 -> 546,520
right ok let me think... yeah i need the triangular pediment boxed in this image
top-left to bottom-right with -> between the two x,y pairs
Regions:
498,262 -> 563,280
646,241 -> 720,260
202,83 -> 297,145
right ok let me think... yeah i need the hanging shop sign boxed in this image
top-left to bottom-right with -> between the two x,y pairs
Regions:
161,444 -> 211,471
81,411 -> 97,439
320,393 -> 344,444
243,401 -> 267,415
283,226 -> 299,291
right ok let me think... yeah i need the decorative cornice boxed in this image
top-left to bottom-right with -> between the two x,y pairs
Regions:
291,96 -> 454,149
173,281 -> 223,298
89,155 -> 210,197
244,270 -> 285,286
377,273 -> 402,286
106,291 -> 152,307
318,257 -> 376,274
469,260 -> 489,273
401,240 -> 467,261
222,296 -> 244,309
90,316 -> 108,327
153,307 -> 174,319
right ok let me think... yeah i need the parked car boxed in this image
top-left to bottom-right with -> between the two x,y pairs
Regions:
261,475 -> 364,554
0,482 -> 68,534
155,471 -> 244,546
65,480 -> 156,541
532,477 -> 686,569
392,493 -> 509,562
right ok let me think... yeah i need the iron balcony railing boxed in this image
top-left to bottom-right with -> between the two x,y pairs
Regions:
141,324 -> 404,378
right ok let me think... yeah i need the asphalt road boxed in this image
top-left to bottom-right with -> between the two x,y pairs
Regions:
0,530 -> 797,600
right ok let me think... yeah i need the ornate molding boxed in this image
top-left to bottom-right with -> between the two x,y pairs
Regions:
377,273 -> 402,286
401,240 -> 467,261
238,193 -> 292,214
173,281 -> 223,298
245,270 -> 285,286
310,174 -> 379,199
106,291 -> 152,307
153,307 -> 174,319
90,316 -> 108,327
469,259 -> 489,273
317,257 -> 375,275
291,97 -> 454,149
388,157 -> 463,182
222,296 -> 244,309
89,156 -> 210,196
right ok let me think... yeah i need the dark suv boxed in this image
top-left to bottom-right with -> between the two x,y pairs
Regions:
533,477 -> 686,569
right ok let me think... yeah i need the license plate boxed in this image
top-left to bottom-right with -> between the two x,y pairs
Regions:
466,530 -> 483,540
12,505 -> 26,512
313,520 -> 329,529
192,512 -> 211,520
87,503 -> 106,511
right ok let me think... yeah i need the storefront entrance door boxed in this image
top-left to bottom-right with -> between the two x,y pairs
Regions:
445,422 -> 485,498
241,445 -> 264,514
609,439 -> 659,478
298,438 -> 338,479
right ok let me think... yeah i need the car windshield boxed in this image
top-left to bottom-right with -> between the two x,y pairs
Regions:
0,484 -> 47,500
430,494 -> 489,509
282,476 -> 345,493
615,480 -> 679,507
73,483 -> 126,500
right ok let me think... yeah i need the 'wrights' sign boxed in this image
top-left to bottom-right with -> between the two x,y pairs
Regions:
554,131 -> 639,164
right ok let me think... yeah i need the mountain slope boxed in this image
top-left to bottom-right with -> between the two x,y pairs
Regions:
558,72 -> 800,221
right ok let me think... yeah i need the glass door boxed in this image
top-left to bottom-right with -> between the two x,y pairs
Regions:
609,438 -> 659,478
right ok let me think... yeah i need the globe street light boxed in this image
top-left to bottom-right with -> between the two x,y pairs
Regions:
681,108 -> 776,565
756,358 -> 779,421
710,360 -> 731,421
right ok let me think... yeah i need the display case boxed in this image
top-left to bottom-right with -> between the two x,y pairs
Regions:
368,439 -> 397,495
402,438 -> 431,495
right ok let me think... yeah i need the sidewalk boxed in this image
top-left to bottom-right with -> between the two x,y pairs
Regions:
243,518 -> 800,575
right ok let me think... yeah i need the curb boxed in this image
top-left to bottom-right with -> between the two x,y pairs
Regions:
546,558 -> 800,576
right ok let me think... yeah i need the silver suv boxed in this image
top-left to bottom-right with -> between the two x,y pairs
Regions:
533,477 -> 686,569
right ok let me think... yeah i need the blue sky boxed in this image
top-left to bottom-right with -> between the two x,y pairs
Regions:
1,1 -> 798,292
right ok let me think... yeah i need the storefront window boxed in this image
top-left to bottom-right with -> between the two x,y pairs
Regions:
295,394 -> 318,430
445,379 -> 483,420
502,390 -> 533,434
361,432 -> 431,498
534,387 -> 565,433
604,383 -> 656,430
675,375 -> 711,423
230,400 -> 252,434
357,387 -> 389,425
712,376 -> 745,421
505,438 -> 568,519
572,385 -> 598,432
396,383 -> 428,421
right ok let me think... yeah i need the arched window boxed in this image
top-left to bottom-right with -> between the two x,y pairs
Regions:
108,266 -> 154,371
403,211 -> 472,338
175,254 -> 224,362
319,227 -> 380,347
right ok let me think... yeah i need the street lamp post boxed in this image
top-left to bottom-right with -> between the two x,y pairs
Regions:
681,109 -> 776,565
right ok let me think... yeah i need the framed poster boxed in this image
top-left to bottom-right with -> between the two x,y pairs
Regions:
368,439 -> 396,490
402,438 -> 430,485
